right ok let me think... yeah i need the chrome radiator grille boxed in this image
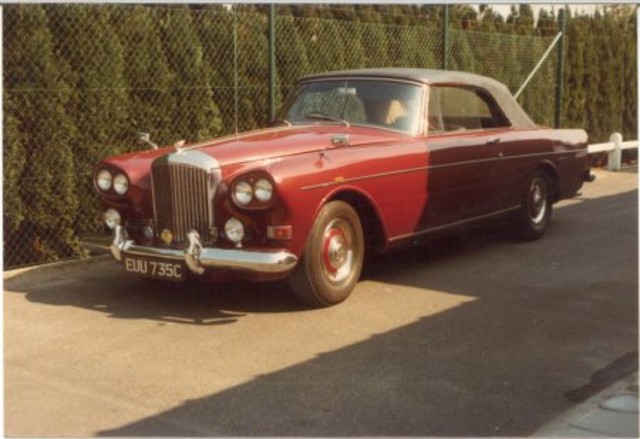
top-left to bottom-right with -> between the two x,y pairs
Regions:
152,164 -> 212,245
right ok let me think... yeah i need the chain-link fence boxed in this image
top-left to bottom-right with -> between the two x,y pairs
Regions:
0,4 -> 588,269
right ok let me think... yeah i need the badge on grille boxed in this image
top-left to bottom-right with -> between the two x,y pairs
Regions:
160,229 -> 173,245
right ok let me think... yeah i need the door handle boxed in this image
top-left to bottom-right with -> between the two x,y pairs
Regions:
486,137 -> 501,145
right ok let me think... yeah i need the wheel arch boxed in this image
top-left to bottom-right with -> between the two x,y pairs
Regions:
324,187 -> 388,257
535,161 -> 561,203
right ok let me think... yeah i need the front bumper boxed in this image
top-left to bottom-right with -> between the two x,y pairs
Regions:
81,225 -> 298,275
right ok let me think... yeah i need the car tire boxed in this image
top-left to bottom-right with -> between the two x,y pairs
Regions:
289,200 -> 364,307
514,170 -> 553,241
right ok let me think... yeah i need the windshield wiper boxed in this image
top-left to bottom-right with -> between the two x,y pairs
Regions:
305,112 -> 350,128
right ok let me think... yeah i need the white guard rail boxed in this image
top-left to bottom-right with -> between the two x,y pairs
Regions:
588,132 -> 638,171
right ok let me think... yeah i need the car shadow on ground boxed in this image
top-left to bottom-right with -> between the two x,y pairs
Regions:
5,191 -> 638,327
6,190 -> 636,436
4,212 -> 541,327
2,204 -> 534,327
4,258 -> 310,326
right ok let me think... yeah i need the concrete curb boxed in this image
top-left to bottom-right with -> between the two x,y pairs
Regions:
4,254 -> 111,282
533,372 -> 639,437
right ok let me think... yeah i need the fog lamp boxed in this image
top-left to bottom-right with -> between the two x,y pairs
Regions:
104,208 -> 121,230
224,217 -> 245,243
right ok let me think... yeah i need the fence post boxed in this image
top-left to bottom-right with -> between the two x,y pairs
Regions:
442,4 -> 449,70
233,7 -> 239,135
554,7 -> 566,128
268,4 -> 276,121
607,132 -> 623,171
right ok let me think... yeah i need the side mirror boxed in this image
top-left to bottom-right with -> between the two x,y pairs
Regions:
138,132 -> 158,150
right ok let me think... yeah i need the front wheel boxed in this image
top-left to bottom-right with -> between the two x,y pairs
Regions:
289,201 -> 364,307
513,171 -> 553,241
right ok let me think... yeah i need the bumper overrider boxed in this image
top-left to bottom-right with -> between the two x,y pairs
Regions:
82,225 -> 298,275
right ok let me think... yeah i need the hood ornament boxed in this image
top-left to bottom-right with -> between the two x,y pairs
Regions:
174,139 -> 186,152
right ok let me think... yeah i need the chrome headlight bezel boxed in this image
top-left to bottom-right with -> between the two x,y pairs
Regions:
254,178 -> 274,203
231,173 -> 276,209
233,180 -> 254,206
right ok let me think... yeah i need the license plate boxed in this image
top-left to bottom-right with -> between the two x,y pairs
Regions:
123,255 -> 185,282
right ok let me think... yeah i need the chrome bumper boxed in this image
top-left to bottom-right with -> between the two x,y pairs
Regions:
81,225 -> 298,275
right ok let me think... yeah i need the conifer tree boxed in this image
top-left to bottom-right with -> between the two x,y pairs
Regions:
235,11 -> 270,130
338,20 -> 367,69
46,5 -> 130,163
3,95 -> 26,236
506,5 -> 536,35
4,5 -> 80,263
298,15 -> 347,73
395,24 -> 437,68
45,4 -> 133,242
159,6 -> 223,140
196,7 -> 236,135
360,20 -> 391,68
449,30 -> 478,72
597,9 -> 625,137
112,6 -> 176,146
621,10 -> 637,140
275,14 -> 311,106
563,13 -> 589,131
586,11 -> 617,141
477,6 -> 506,33
442,4 -> 475,31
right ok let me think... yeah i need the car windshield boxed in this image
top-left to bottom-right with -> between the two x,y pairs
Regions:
277,79 -> 423,135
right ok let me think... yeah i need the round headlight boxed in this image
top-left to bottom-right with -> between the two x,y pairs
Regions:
96,169 -> 113,192
254,178 -> 274,202
234,180 -> 253,206
224,217 -> 245,243
104,208 -> 121,229
113,173 -> 129,195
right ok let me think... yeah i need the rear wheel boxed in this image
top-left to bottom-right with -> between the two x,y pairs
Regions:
514,170 -> 553,241
289,201 -> 364,307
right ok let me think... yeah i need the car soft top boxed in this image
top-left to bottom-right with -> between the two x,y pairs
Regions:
300,68 -> 537,130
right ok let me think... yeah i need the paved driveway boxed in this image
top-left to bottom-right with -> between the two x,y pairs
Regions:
4,170 -> 637,436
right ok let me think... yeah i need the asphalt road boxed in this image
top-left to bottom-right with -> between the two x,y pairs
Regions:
4,170 -> 638,437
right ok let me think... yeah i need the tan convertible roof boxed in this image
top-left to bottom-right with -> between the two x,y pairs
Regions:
300,68 -> 537,129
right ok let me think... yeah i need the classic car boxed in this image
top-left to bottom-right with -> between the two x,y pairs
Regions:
83,68 -> 594,307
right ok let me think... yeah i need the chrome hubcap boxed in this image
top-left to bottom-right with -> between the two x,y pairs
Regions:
322,220 -> 353,284
529,179 -> 547,224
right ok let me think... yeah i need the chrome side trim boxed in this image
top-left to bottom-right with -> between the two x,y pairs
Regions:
389,205 -> 521,243
302,166 -> 429,190
82,226 -> 298,275
301,149 -> 579,191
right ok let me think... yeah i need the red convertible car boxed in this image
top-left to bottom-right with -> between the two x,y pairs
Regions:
83,68 -> 593,307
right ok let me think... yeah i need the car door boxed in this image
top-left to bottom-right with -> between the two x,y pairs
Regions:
419,85 -> 511,229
